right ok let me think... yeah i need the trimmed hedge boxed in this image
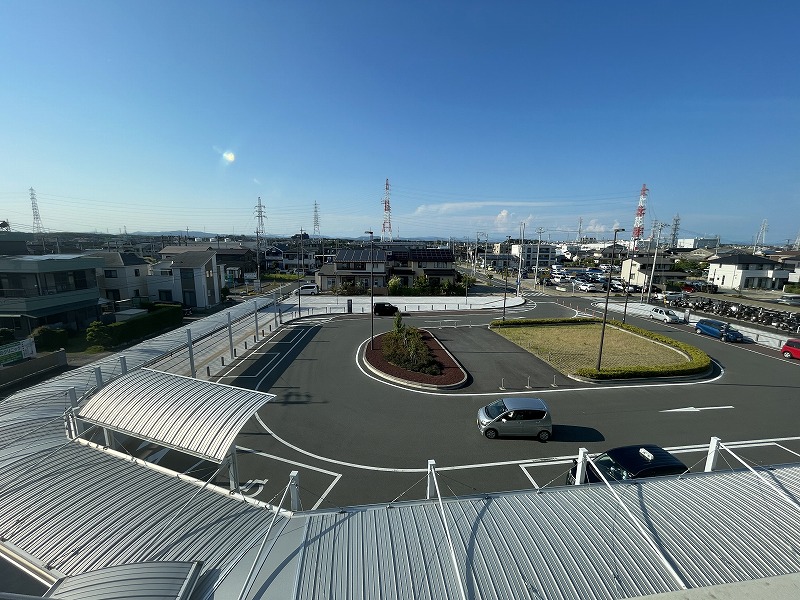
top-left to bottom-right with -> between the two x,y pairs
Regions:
30,326 -> 69,351
87,304 -> 184,348
491,317 -> 711,380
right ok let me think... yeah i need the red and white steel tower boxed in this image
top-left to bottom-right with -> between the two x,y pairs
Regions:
381,178 -> 393,242
631,184 -> 648,249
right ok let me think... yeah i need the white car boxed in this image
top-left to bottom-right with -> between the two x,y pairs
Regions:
578,282 -> 601,292
650,307 -> 682,323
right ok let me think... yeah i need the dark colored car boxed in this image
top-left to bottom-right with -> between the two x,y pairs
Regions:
566,444 -> 688,484
781,339 -> 800,359
695,318 -> 744,342
373,302 -> 399,316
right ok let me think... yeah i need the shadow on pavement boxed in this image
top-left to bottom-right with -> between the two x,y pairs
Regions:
551,424 -> 605,443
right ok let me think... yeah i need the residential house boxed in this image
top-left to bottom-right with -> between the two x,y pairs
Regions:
88,252 -> 150,304
621,253 -> 686,290
765,251 -> 800,286
707,254 -> 789,291
214,248 -> 256,283
406,247 -> 456,287
0,253 -> 103,335
147,250 -> 223,309
330,248 -> 387,292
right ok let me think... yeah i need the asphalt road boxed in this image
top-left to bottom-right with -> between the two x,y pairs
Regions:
219,294 -> 800,510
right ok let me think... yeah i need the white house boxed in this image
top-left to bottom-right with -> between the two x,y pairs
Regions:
88,251 -> 150,303
707,254 -> 789,291
146,250 -> 223,309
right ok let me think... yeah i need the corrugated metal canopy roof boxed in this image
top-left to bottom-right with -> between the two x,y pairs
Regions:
254,465 -> 800,600
78,368 -> 274,463
45,561 -> 201,600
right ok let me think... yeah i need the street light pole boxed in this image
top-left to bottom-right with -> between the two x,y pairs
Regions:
597,228 -> 625,371
365,230 -> 374,349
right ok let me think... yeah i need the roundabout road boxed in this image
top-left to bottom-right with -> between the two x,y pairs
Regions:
223,295 -> 800,510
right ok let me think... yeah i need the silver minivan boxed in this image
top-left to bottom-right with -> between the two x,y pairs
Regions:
294,284 -> 318,296
477,397 -> 552,441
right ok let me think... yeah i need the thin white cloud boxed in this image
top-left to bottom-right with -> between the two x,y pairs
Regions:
412,200 -> 558,217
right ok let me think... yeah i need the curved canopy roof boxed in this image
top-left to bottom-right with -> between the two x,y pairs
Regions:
78,368 -> 274,463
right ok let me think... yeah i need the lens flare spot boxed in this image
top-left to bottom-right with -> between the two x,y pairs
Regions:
222,151 -> 235,163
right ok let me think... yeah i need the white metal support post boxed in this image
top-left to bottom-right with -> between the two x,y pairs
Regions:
94,367 -> 103,390
67,387 -> 80,439
227,313 -> 234,359
573,447 -> 588,485
119,355 -> 127,375
705,436 -> 721,472
186,329 -> 196,378
254,300 -> 259,342
427,459 -> 437,499
228,444 -> 240,494
289,470 -> 300,511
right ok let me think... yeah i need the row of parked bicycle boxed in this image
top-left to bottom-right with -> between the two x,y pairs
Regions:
659,296 -> 800,333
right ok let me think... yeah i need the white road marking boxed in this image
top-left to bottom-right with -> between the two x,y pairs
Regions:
661,406 -> 735,413
238,446 -> 342,510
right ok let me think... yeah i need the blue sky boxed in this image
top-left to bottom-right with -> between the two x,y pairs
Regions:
1,1 -> 798,245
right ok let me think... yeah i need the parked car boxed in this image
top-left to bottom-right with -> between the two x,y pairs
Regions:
781,339 -> 800,359
776,294 -> 800,306
650,307 -> 682,323
566,444 -> 688,484
695,318 -> 744,342
294,284 -> 318,296
373,302 -> 399,316
476,397 -> 552,441
578,282 -> 601,292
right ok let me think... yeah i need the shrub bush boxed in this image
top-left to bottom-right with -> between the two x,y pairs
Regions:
381,314 -> 442,375
86,321 -> 113,349
29,326 -> 68,351
0,328 -> 14,342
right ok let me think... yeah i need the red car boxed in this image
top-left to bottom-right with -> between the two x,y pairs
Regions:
781,339 -> 800,359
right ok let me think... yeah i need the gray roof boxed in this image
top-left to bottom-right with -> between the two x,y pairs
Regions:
709,254 -> 780,266
87,251 -> 150,267
335,248 -> 387,262
45,561 -> 202,600
169,250 -> 217,268
79,368 -> 274,463
0,296 -> 289,594
256,466 -> 800,600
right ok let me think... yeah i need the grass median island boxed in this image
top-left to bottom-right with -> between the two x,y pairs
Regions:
490,317 -> 711,380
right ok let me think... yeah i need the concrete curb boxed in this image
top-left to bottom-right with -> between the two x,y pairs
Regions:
361,330 -> 469,391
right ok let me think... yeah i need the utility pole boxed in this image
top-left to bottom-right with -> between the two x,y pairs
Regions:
381,179 -> 393,242
645,222 -> 665,304
516,222 -> 525,296
534,227 -> 545,291
254,196 -> 266,283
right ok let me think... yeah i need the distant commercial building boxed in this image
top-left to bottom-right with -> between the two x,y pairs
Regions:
511,243 -> 558,270
678,237 -> 720,249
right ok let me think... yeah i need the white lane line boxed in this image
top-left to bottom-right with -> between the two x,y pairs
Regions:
238,446 -> 342,510
255,326 -> 318,390
661,406 -> 735,413
223,352 -> 282,379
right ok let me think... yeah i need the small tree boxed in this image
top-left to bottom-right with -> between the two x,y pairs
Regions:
85,321 -> 113,349
381,313 -> 442,375
387,276 -> 403,296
